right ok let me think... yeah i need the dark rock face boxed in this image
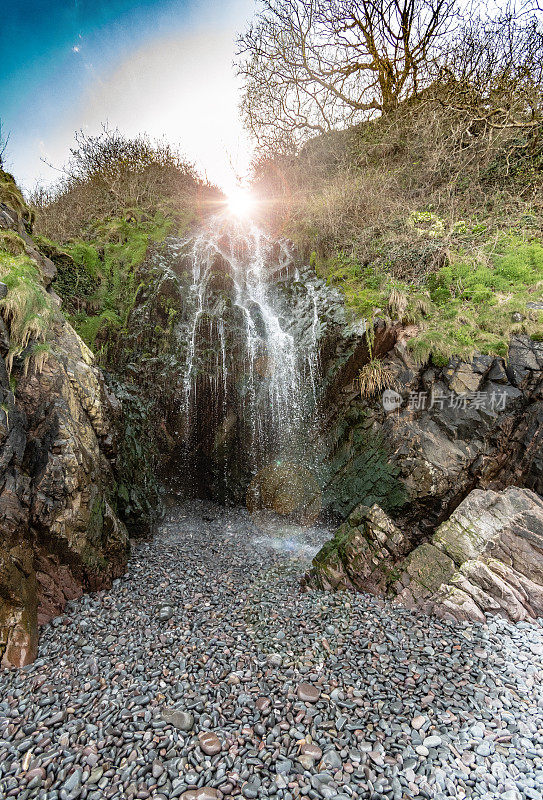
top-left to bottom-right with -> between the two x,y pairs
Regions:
305,296 -> 543,622
318,320 -> 543,532
0,184 -> 128,667
246,462 -> 322,525
120,228 -> 341,504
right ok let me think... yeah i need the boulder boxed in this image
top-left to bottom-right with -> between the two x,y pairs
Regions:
304,503 -> 410,593
394,487 -> 543,622
307,487 -> 543,624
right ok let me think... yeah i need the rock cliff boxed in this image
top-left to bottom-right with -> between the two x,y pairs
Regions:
0,172 -> 128,667
304,287 -> 543,621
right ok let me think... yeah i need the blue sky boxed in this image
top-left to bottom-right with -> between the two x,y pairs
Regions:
0,0 -> 255,191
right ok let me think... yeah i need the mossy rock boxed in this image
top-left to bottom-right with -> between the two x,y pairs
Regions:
399,543 -> 456,594
0,170 -> 34,232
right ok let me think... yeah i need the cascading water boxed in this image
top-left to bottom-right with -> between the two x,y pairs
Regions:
167,213 -> 322,500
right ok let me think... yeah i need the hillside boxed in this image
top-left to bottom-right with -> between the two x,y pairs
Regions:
253,101 -> 543,367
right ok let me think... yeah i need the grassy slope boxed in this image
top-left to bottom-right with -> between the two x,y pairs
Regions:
258,103 -> 543,364
317,232 -> 543,365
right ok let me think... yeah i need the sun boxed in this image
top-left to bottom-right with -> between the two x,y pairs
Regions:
226,187 -> 256,218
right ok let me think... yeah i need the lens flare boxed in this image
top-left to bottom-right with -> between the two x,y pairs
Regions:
226,188 -> 255,218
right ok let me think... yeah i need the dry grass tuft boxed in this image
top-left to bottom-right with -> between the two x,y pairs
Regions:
0,253 -> 54,372
358,358 -> 397,398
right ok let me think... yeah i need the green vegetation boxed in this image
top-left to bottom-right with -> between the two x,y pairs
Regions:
317,233 -> 543,364
29,128 -> 218,363
60,212 -> 176,357
0,229 -> 26,256
0,249 -> 55,372
249,45 -> 543,365
0,170 -> 34,231
36,211 -> 192,360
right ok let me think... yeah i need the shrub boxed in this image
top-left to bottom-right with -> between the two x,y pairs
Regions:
31,126 -> 219,241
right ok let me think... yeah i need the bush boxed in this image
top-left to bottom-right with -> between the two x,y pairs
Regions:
31,126 -> 219,241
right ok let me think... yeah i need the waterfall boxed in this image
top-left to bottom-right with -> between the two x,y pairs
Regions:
167,213 -> 321,498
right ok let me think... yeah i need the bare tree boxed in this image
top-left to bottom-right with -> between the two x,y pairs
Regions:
236,0 -> 458,151
436,5 -> 543,133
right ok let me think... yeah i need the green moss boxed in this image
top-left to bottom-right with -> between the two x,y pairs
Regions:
108,377 -> 163,533
324,426 -> 406,519
87,495 -> 105,542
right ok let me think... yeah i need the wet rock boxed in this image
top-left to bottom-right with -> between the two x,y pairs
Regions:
247,462 -> 322,525
301,742 -> 323,760
158,604 -> 174,621
198,731 -> 222,756
195,789 -> 219,800
304,504 -> 410,593
395,486 -> 543,622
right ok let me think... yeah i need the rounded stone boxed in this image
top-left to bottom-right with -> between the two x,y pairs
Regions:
297,682 -> 321,703
198,731 -> 222,756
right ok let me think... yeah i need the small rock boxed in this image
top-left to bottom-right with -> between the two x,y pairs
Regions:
162,708 -> 194,731
297,682 -> 321,703
198,731 -> 222,756
423,735 -> 442,748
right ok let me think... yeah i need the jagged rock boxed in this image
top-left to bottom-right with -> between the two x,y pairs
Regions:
394,487 -> 543,622
443,359 -> 485,393
0,180 -> 128,667
0,542 -> 37,666
320,313 -> 542,531
309,487 -> 543,624
304,503 -> 410,593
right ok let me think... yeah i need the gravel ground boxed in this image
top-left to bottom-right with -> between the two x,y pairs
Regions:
1,501 -> 542,800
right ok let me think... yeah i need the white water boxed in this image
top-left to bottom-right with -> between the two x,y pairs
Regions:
177,213 -> 320,477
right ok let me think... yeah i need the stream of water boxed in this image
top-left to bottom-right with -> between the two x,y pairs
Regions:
174,213 -> 321,490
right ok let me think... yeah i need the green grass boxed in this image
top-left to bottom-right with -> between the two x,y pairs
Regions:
57,211 -> 185,356
318,234 -> 543,365
0,249 -> 55,370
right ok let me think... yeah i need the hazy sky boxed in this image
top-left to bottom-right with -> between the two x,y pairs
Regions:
0,0 -> 255,193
